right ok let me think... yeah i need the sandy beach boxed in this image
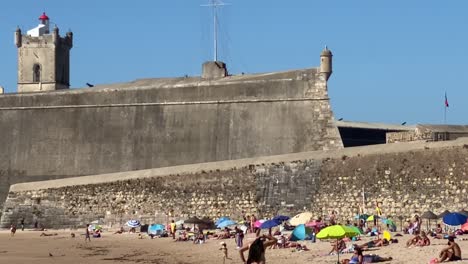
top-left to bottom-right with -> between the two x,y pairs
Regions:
1,229 -> 468,264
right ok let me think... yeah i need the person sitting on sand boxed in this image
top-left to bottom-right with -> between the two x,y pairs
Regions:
341,247 -> 364,264
176,231 -> 188,241
329,238 -> 347,254
436,236 -> 462,262
406,234 -> 421,247
435,224 -> 443,234
114,227 -> 125,234
239,234 -> 278,264
358,238 -> 388,250
416,231 -> 430,246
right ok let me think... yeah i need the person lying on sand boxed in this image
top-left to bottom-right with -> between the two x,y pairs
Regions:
341,247 -> 364,264
40,233 -> 58,236
114,227 -> 125,234
357,238 -> 388,250
436,236 -> 462,262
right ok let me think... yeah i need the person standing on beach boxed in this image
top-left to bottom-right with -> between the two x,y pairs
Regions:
239,234 -> 278,264
85,224 -> 91,242
20,218 -> 25,231
10,224 -> 17,237
250,215 -> 256,233
374,202 -> 382,226
170,220 -> 176,239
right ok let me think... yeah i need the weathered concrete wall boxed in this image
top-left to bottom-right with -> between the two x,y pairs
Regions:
2,138 -> 468,228
0,68 -> 343,214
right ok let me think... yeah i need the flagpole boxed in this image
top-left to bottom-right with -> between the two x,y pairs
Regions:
444,106 -> 446,124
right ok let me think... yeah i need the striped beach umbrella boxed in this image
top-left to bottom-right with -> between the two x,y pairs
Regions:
126,220 -> 141,228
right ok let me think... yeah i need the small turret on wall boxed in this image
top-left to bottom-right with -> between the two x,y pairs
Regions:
320,46 -> 333,81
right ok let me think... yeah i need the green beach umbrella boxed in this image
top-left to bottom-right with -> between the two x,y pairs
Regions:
317,225 -> 359,263
383,219 -> 396,226
349,225 -> 363,235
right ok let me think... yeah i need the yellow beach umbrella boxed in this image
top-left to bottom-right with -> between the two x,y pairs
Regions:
317,225 -> 359,263
289,212 -> 313,226
383,230 -> 391,241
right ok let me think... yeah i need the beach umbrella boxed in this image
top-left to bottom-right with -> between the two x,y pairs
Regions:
217,219 -> 237,228
438,210 -> 451,219
458,210 -> 468,217
126,220 -> 141,228
305,220 -> 321,228
443,213 -> 467,226
260,219 -> 281,229
421,211 -> 438,220
316,225 -> 359,263
354,214 -> 369,220
88,224 -> 102,231
148,224 -> 165,235
421,211 -> 438,230
273,215 -> 290,222
290,224 -> 313,241
215,217 -> 230,226
366,215 -> 380,222
184,217 -> 205,225
381,218 -> 396,226
254,220 -> 266,228
289,212 -> 313,226
349,226 -> 363,235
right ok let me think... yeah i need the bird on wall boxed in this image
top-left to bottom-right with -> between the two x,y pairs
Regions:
338,118 -> 343,121
86,83 -> 94,87
401,122 -> 407,125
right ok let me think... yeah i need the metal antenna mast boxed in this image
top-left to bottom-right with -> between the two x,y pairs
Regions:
201,0 -> 229,62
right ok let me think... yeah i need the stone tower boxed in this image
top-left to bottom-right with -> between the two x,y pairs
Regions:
320,46 -> 333,81
15,13 -> 73,93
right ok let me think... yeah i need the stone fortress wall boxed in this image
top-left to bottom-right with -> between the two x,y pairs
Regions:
2,138 -> 468,228
0,67 -> 343,215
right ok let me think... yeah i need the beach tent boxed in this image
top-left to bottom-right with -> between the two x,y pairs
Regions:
175,220 -> 184,226
461,221 -> 468,232
317,225 -> 359,263
289,212 -> 313,226
217,219 -> 237,228
126,220 -> 141,228
215,217 -> 230,226
148,224 -> 165,235
290,224 -> 313,241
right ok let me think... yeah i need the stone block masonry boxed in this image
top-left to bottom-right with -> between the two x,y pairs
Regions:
2,138 -> 468,228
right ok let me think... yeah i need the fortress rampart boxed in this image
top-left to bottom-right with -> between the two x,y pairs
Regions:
2,138 -> 467,228
0,68 -> 342,213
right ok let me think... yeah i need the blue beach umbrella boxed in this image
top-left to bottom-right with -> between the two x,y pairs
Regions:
215,217 -> 230,226
148,224 -> 165,234
273,215 -> 290,222
443,213 -> 468,226
260,219 -> 281,229
126,220 -> 141,228
217,219 -> 237,228
290,224 -> 313,241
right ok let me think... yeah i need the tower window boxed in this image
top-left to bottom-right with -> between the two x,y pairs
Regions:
33,64 -> 41,83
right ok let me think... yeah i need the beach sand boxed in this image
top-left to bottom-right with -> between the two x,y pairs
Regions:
1,230 -> 468,264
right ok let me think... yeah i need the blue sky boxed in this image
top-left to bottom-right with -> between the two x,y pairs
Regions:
0,1 -> 466,124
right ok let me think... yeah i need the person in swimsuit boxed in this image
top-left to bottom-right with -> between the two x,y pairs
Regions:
437,236 -> 462,262
416,231 -> 430,246
341,247 -> 363,264
239,234 -> 277,264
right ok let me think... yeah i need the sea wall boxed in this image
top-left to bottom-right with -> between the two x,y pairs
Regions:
2,139 -> 468,228
0,68 -> 343,214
